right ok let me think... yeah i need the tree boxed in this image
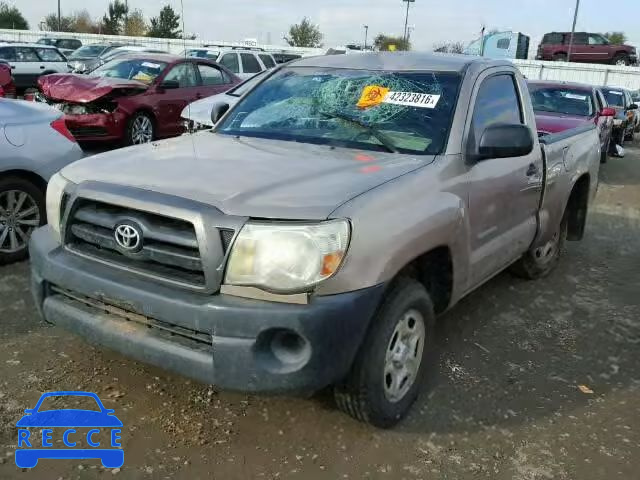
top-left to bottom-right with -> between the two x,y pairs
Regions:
374,34 -> 410,52
147,5 -> 181,39
602,32 -> 627,45
73,10 -> 99,34
0,2 -> 29,29
42,13 -> 75,32
285,17 -> 323,48
432,41 -> 465,54
124,9 -> 147,37
101,0 -> 128,35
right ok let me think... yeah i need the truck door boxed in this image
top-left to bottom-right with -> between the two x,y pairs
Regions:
466,71 -> 543,287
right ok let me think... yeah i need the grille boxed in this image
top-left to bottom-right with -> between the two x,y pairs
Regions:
65,199 -> 224,288
68,126 -> 110,138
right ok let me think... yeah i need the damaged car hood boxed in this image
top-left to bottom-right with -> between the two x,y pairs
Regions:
61,132 -> 433,219
38,74 -> 148,103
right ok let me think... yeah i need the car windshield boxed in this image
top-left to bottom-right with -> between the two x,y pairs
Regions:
69,45 -> 108,59
217,67 -> 461,155
90,58 -> 168,84
228,71 -> 268,97
528,85 -> 594,116
603,90 -> 626,107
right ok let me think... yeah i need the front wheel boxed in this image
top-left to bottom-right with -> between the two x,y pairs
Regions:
613,54 -> 630,66
553,53 -> 568,62
126,112 -> 155,145
334,278 -> 435,428
0,177 -> 46,265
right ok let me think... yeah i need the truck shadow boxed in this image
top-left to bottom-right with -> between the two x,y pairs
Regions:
394,209 -> 640,434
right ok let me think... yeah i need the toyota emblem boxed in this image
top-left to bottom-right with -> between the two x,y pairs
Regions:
114,223 -> 142,252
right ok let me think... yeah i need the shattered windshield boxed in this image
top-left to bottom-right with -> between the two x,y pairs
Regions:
217,67 -> 461,155
90,58 -> 168,84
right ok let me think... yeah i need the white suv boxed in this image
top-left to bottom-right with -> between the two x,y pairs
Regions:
0,43 -> 70,90
182,47 -> 276,80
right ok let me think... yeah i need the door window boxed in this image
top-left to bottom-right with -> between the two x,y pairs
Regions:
258,54 -> 276,69
15,48 -> 40,62
163,62 -> 199,87
0,47 -> 16,62
240,53 -> 262,74
219,53 -> 239,73
588,34 -> 608,46
35,48 -> 65,62
570,33 -> 588,45
197,64 -> 226,86
471,74 -> 523,146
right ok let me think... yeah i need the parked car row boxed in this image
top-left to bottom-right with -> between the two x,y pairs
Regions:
0,43 -> 70,90
182,46 -> 277,80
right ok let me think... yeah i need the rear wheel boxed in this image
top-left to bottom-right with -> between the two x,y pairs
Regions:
0,177 -> 45,265
510,215 -> 567,280
126,112 -> 155,145
334,278 -> 435,428
553,53 -> 568,62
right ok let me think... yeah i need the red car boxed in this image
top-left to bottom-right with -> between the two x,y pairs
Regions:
528,80 -> 616,163
36,54 -> 241,145
536,32 -> 637,66
0,61 -> 16,98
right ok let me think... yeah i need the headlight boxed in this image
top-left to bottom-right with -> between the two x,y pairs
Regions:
225,220 -> 350,293
46,173 -> 72,244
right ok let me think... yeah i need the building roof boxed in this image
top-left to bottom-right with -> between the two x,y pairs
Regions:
292,51 -> 511,72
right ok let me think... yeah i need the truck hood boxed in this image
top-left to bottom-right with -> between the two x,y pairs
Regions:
38,74 -> 148,103
61,132 -> 432,219
534,111 -> 592,134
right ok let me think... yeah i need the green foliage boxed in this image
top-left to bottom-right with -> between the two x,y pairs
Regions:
374,34 -> 410,52
101,0 -> 129,35
286,18 -> 323,48
602,32 -> 627,45
124,9 -> 147,37
147,5 -> 181,39
43,13 -> 75,32
0,2 -> 29,30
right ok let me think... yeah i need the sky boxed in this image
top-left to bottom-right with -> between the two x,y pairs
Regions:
11,0 -> 640,49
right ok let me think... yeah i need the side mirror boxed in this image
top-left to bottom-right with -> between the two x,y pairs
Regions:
211,102 -> 230,124
601,107 -> 616,117
477,124 -> 534,160
628,103 -> 638,110
159,80 -> 180,90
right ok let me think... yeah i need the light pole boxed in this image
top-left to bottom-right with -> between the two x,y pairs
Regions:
57,0 -> 61,31
363,25 -> 369,50
567,0 -> 580,62
402,0 -> 415,44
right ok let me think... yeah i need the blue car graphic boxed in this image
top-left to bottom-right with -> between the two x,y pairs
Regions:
15,391 -> 123,468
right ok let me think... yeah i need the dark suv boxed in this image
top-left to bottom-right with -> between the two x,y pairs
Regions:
537,32 -> 637,66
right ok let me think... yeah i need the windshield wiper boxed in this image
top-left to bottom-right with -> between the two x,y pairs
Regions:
320,112 -> 398,153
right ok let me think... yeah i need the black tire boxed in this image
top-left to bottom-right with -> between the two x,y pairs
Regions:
125,111 -> 155,146
0,176 -> 46,265
624,126 -> 635,142
553,53 -> 568,62
510,215 -> 568,280
334,278 -> 435,428
601,138 -> 609,163
613,54 -> 630,66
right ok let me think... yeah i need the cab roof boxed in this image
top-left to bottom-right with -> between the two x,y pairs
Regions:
292,52 -> 512,73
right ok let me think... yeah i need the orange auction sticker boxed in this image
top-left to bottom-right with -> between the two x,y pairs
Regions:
357,85 -> 390,109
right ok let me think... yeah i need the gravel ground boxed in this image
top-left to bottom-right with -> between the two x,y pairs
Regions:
0,142 -> 639,479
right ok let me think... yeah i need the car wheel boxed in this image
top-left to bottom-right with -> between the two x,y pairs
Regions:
625,126 -> 635,141
510,215 -> 567,280
0,177 -> 46,265
553,53 -> 568,62
334,278 -> 435,428
613,54 -> 630,66
126,112 -> 155,145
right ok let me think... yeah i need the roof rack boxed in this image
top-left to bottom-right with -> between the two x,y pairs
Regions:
230,46 -> 265,52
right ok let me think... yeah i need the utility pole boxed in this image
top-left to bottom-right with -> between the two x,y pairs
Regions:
363,25 -> 369,50
402,0 -> 415,43
567,0 -> 580,62
57,0 -> 61,31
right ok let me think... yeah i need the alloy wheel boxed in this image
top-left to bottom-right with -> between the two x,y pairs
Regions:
131,115 -> 153,144
0,190 -> 41,253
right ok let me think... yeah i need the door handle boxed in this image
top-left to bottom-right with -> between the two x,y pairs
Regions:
40,66 -> 45,69
526,163 -> 539,177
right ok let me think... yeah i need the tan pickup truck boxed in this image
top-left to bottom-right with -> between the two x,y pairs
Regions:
30,53 -> 600,427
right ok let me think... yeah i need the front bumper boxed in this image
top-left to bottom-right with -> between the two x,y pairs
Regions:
63,111 -> 128,142
30,226 -> 383,393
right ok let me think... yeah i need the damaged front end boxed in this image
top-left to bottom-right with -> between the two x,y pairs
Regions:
35,91 -> 119,116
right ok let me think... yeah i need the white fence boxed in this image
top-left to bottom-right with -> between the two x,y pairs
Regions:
0,28 -> 322,56
513,59 -> 640,90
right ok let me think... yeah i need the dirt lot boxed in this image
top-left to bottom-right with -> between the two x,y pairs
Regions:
0,143 -> 639,480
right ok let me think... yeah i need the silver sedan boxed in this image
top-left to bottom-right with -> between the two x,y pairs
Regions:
1,99 -> 83,264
